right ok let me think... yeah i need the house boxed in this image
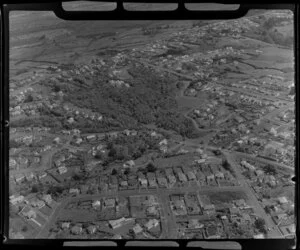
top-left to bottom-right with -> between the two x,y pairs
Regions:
214,171 -> 224,179
120,180 -> 128,188
20,206 -> 36,219
146,206 -> 158,216
159,139 -> 168,146
69,188 -> 80,195
278,197 -> 288,205
87,225 -> 97,234
178,172 -> 187,182
10,195 -> 24,205
253,233 -> 265,239
123,160 -> 135,168
53,137 -> 61,144
133,224 -> 143,235
86,135 -> 96,142
157,176 -> 168,187
206,174 -> 215,183
57,166 -> 68,175
92,200 -> 101,210
9,159 -> 17,168
188,219 -> 203,229
42,194 -> 52,205
38,172 -> 47,180
25,172 -> 35,181
15,174 -> 25,184
31,199 -> 45,209
187,171 -> 196,181
205,225 -> 220,239
241,160 -> 256,171
75,137 -> 83,145
71,225 -> 83,235
203,204 -> 215,213
109,217 -> 134,230
104,198 -> 115,208
61,222 -> 71,230
144,219 -> 159,231
138,173 -> 148,187
280,224 -> 295,237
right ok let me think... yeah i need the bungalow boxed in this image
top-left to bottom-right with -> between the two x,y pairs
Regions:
87,225 -> 97,234
31,200 -> 45,209
132,224 -> 143,235
75,137 -> 83,145
25,172 -> 35,181
53,137 -> 61,144
42,194 -> 52,205
120,180 -> 128,188
203,204 -> 215,214
92,200 -> 101,210
139,177 -> 148,188
187,171 -> 196,181
205,225 -> 220,239
38,172 -> 47,180
188,219 -> 203,229
278,197 -> 288,205
159,139 -> 168,146
69,188 -> 80,195
178,172 -> 187,182
206,174 -> 215,183
86,135 -> 96,142
253,233 -> 265,239
241,160 -> 256,171
214,171 -> 224,179
123,160 -> 135,168
20,206 -> 36,219
104,198 -> 115,208
61,222 -> 71,230
157,176 -> 168,187
145,219 -> 159,231
10,195 -> 24,205
57,166 -> 68,175
109,217 -> 134,230
71,225 -> 83,235
9,159 -> 17,168
146,206 -> 158,216
15,174 -> 25,184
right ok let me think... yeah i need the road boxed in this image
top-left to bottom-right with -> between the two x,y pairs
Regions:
223,151 -> 284,238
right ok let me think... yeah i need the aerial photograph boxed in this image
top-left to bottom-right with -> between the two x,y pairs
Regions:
8,3 -> 295,240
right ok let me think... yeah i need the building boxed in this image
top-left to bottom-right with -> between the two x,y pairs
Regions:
10,195 -> 24,205
69,188 -> 80,195
92,200 -> 101,210
132,224 -> 143,235
104,198 -> 115,208
20,206 -> 36,219
144,219 -> 160,231
61,222 -> 71,230
123,160 -> 135,168
71,225 -> 83,235
57,166 -> 68,175
87,225 -> 97,234
109,217 -> 134,230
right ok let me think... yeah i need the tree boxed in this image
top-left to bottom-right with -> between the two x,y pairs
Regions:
24,94 -> 34,103
263,164 -> 277,175
146,162 -> 157,172
111,169 -> 118,175
254,218 -> 267,233
31,184 -> 39,193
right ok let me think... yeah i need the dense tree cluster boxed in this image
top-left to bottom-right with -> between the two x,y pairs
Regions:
104,131 -> 161,162
62,65 -> 199,138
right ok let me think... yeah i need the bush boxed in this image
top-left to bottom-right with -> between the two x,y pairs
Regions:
254,218 -> 267,233
146,162 -> 157,172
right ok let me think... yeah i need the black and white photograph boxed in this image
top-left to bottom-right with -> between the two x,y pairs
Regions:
6,1 -> 296,241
